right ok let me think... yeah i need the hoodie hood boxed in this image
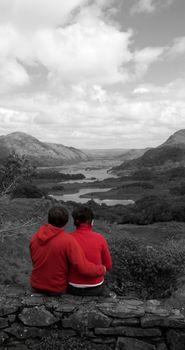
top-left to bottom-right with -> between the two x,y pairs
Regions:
36,224 -> 64,245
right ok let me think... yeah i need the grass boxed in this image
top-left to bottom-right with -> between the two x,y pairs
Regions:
1,197 -> 185,296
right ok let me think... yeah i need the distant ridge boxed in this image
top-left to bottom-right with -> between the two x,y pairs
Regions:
0,131 -> 88,166
111,129 -> 185,174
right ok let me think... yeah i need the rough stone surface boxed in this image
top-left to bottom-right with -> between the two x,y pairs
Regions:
5,324 -> 51,339
99,302 -> 145,318
53,303 -> 77,313
88,310 -> 111,328
156,343 -> 168,350
0,331 -> 8,345
8,314 -> 17,323
0,317 -> 9,329
112,318 -> 140,327
141,315 -> 185,328
116,337 -> 156,350
62,308 -> 88,332
19,306 -> 58,326
0,304 -> 19,316
95,326 -> 161,337
57,329 -> 77,339
145,306 -> 170,317
166,329 -> 185,350
0,288 -> 185,350
21,295 -> 44,306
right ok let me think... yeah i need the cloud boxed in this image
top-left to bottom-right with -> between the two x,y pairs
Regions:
133,46 -> 164,77
131,0 -> 173,14
1,75 -> 185,149
0,0 -> 87,28
0,1 -> 134,92
34,22 -> 132,86
166,36 -> 185,58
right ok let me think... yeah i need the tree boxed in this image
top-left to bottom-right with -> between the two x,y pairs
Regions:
0,152 -> 36,197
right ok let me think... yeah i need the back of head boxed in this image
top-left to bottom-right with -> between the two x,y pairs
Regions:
72,206 -> 94,227
48,206 -> 69,228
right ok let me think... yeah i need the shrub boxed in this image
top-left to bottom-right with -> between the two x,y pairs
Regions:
51,184 -> 64,191
0,153 -> 35,196
120,181 -> 154,189
132,169 -> 153,181
170,181 -> 185,196
11,182 -> 47,198
106,236 -> 185,298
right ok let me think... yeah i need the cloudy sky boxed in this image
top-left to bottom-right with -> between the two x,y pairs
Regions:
0,0 -> 185,149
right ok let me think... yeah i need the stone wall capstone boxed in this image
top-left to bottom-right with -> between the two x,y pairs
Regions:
0,287 -> 185,350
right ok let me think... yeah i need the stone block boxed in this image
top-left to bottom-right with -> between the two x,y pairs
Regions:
112,318 -> 140,327
156,343 -> 168,350
0,331 -> 8,345
54,303 -> 77,313
21,295 -> 44,306
0,317 -> 9,329
8,314 -> 17,323
95,326 -> 161,337
0,304 -> 19,316
141,315 -> 185,328
166,329 -> 185,350
116,337 -> 156,350
62,309 -> 88,332
91,337 -> 116,344
58,329 -> 77,339
19,306 -> 58,326
98,301 -> 145,318
122,300 -> 144,306
146,300 -> 161,307
145,306 -> 170,317
5,323 -> 51,339
88,310 -> 111,328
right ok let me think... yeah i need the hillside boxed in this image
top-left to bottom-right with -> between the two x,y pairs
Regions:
0,132 -> 88,166
111,129 -> 185,175
162,129 -> 185,146
82,147 -> 148,161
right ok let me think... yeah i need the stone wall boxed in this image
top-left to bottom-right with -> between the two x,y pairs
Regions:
0,288 -> 185,350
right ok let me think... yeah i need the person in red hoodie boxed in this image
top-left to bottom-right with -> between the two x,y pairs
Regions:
30,206 -> 106,296
68,206 -> 112,296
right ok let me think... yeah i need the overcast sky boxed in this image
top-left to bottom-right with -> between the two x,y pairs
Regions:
0,0 -> 185,149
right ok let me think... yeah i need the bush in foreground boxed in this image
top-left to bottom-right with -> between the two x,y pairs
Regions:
106,236 -> 185,298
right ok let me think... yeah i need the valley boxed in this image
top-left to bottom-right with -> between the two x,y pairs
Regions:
1,128 -> 185,305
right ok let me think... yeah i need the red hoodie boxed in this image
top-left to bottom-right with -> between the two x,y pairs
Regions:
30,224 -> 105,292
68,223 -> 112,286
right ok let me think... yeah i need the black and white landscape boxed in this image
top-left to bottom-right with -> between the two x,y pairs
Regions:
1,1 -> 185,349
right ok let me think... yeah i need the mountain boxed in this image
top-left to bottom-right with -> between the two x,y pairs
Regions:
161,129 -> 185,146
111,129 -> 185,175
81,148 -> 129,160
0,132 -> 88,166
81,148 -> 148,161
119,148 -> 149,162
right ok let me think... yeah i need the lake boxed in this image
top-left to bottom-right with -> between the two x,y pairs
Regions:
50,159 -> 134,206
52,187 -> 134,206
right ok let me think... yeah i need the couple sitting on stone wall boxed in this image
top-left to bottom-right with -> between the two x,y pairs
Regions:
29,205 -> 113,297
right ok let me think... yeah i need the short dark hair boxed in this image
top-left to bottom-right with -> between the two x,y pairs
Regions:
48,206 -> 69,228
72,206 -> 94,226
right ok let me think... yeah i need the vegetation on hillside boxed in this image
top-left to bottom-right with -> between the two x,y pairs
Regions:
0,153 -> 36,196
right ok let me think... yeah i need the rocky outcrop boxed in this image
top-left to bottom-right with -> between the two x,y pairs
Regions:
0,288 -> 185,349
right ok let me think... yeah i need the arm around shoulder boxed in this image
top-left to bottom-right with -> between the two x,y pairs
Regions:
67,235 -> 105,277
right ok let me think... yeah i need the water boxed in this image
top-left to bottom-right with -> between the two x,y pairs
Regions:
51,187 -> 134,206
50,160 -> 134,206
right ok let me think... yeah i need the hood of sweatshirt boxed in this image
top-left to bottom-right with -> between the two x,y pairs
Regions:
36,224 -> 64,245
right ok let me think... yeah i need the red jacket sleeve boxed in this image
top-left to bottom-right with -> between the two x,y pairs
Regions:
67,236 -> 105,277
101,237 -> 112,270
